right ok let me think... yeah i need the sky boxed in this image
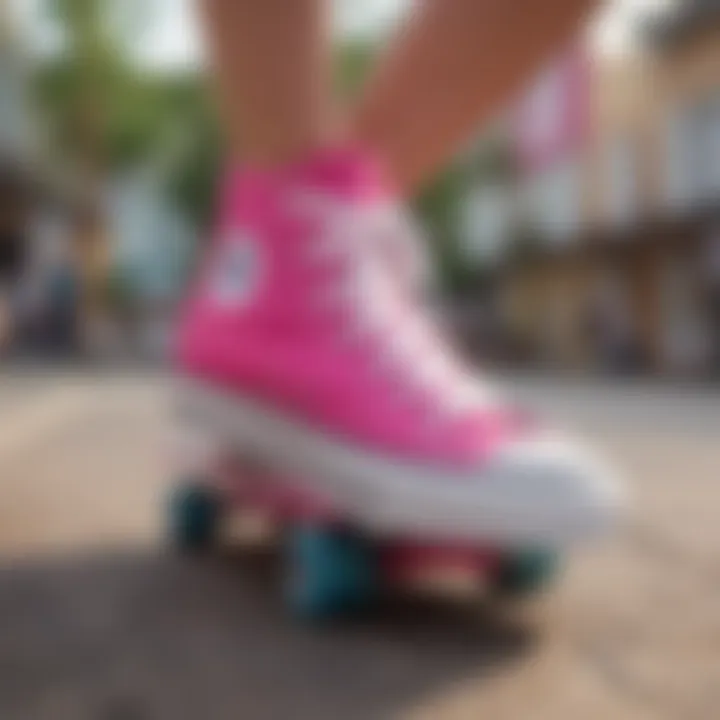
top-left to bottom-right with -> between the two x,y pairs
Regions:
11,0 -> 672,70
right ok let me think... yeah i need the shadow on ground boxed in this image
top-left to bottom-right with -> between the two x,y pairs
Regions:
0,548 -> 537,720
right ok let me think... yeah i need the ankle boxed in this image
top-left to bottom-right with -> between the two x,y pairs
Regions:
225,143 -> 393,202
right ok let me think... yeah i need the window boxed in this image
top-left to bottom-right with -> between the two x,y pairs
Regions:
665,94 -> 720,211
459,185 -> 513,263
523,157 -> 582,245
0,51 -> 32,153
665,107 -> 695,210
604,136 -> 637,227
702,96 -> 720,199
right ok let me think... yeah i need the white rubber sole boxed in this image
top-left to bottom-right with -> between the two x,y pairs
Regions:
174,378 -> 624,548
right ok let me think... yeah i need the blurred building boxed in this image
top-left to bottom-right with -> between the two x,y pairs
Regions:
106,161 -> 196,357
0,8 -> 99,357
2,3 -> 197,360
462,0 -> 720,376
0,3 -> 36,164
1,6 -> 33,290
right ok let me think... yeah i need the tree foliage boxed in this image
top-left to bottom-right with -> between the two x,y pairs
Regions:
34,0 -> 221,229
35,0 -> 147,172
32,14 -> 486,292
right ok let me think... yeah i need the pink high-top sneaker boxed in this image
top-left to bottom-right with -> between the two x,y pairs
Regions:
175,148 -> 622,546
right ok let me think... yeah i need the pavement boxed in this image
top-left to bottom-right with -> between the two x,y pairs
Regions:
0,368 -> 718,719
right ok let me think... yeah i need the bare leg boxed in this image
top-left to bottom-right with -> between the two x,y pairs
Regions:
354,0 -> 596,193
198,0 -> 340,166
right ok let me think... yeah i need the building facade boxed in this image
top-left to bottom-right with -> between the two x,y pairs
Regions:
467,2 -> 720,375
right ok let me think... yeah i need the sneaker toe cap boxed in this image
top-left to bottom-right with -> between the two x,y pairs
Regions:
485,432 -> 627,542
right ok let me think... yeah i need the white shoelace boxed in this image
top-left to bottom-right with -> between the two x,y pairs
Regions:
291,193 -> 496,422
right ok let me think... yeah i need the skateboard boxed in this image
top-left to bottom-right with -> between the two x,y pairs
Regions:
167,450 -> 559,620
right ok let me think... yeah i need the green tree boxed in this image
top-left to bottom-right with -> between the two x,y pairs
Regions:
35,0 -> 146,178
413,163 -> 474,293
335,38 -> 376,98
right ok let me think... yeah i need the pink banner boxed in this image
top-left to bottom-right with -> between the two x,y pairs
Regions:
514,44 -> 590,173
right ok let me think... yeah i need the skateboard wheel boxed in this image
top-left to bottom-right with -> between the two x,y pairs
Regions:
285,525 -> 376,620
169,481 -> 223,551
493,548 -> 560,597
